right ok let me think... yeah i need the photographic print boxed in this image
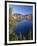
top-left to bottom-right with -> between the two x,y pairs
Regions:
5,1 -> 36,45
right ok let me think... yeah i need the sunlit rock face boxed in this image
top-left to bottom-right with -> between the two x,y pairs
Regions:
13,20 -> 33,36
13,14 -> 32,21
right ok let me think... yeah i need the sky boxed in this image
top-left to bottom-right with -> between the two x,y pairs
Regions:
10,5 -> 33,15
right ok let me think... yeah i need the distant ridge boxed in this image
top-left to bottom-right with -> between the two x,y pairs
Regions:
13,13 -> 32,16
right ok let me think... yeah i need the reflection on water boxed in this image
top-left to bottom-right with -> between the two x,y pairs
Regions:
13,20 -> 33,36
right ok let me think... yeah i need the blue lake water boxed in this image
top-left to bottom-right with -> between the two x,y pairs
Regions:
13,20 -> 33,35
